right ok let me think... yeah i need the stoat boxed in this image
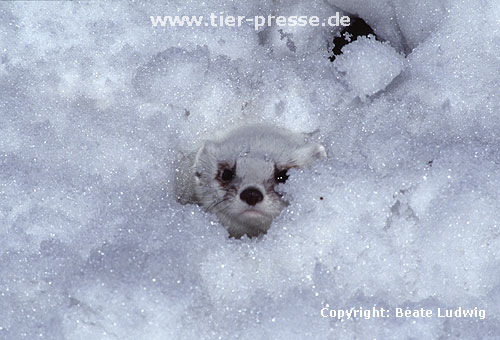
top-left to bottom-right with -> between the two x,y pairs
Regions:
178,124 -> 326,238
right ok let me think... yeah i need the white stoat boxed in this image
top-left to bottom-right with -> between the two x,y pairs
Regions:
178,124 -> 326,238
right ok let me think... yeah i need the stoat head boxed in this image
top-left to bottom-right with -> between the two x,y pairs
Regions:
193,124 -> 326,238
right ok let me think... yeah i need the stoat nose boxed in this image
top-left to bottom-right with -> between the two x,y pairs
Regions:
240,187 -> 264,206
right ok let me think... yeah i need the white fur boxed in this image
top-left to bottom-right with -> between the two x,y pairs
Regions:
182,124 -> 326,238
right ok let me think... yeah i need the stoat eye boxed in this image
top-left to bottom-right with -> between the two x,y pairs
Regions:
275,169 -> 289,183
221,168 -> 234,181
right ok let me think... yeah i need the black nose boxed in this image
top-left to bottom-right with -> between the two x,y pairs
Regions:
240,187 -> 264,206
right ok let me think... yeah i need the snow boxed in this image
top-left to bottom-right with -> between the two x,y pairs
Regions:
325,0 -> 446,53
1,0 -> 499,339
333,36 -> 405,100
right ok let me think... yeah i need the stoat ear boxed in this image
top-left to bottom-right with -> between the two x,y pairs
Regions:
196,140 -> 216,159
293,142 -> 327,167
194,140 -> 218,177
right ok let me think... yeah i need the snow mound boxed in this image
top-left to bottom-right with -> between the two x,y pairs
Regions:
334,36 -> 405,99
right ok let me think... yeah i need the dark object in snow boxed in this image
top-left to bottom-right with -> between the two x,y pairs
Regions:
330,18 -> 377,62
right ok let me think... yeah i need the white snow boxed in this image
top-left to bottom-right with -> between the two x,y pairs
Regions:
333,36 -> 405,100
1,0 -> 499,339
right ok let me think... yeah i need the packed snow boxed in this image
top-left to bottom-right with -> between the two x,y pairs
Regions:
0,0 -> 499,339
333,36 -> 405,100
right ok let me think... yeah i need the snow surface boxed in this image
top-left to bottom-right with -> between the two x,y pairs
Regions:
333,36 -> 405,100
1,0 -> 499,339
